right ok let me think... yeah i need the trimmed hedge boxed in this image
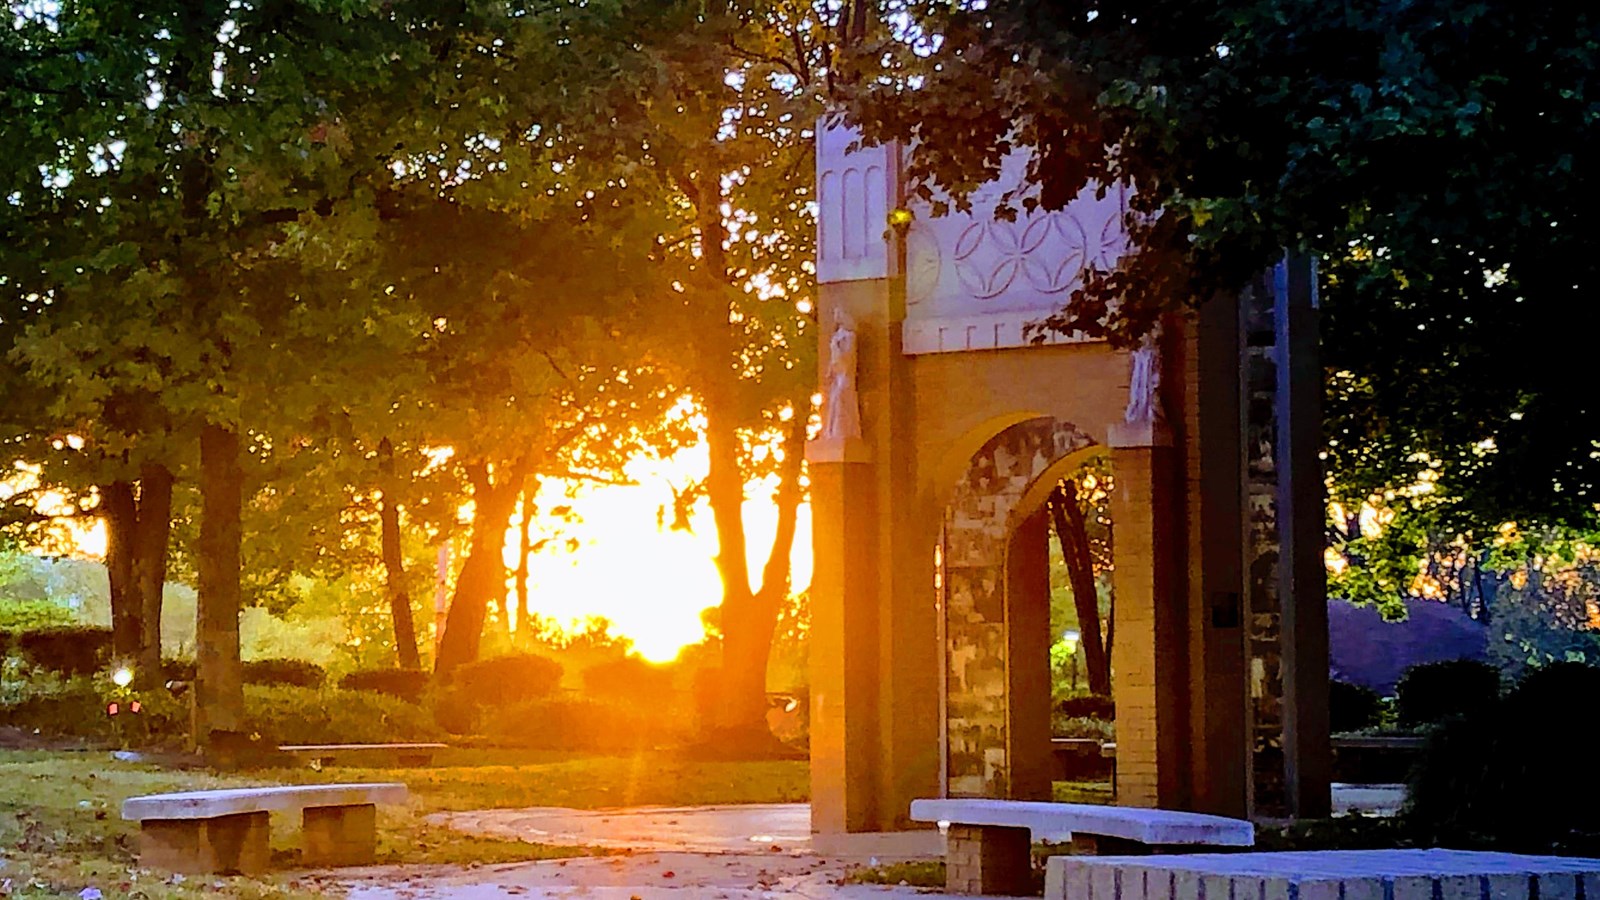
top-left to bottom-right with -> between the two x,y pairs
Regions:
242,658 -> 326,688
487,696 -> 687,751
1406,662 -> 1600,854
582,656 -> 675,701
1056,694 -> 1115,720
12,627 -> 114,676
453,654 -> 563,706
0,676 -> 186,741
1395,659 -> 1501,727
1329,680 -> 1383,733
339,668 -> 430,702
242,685 -> 442,745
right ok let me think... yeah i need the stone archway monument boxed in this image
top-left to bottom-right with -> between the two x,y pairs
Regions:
806,121 -> 1332,834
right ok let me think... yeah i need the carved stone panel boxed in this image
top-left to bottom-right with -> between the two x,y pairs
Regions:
816,120 -> 898,284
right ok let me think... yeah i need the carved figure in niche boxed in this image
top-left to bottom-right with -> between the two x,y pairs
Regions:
823,311 -> 863,440
1124,326 -> 1166,426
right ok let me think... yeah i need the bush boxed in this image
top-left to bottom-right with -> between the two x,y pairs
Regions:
0,675 -> 187,743
242,685 -> 442,745
1405,662 -> 1600,854
1329,680 -> 1384,733
13,627 -> 114,676
242,658 -> 325,688
1052,714 -> 1114,742
0,599 -> 76,633
582,656 -> 675,701
162,658 -> 197,683
1395,659 -> 1500,728
487,695 -> 687,751
1056,694 -> 1115,720
453,654 -> 563,706
339,668 -> 430,702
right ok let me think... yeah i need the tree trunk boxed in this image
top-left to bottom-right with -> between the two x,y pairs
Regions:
101,480 -> 141,660
378,439 -> 422,669
1050,482 -> 1111,697
434,462 -> 524,676
514,482 -> 535,630
132,463 -> 174,686
704,396 -> 807,748
195,424 -> 245,749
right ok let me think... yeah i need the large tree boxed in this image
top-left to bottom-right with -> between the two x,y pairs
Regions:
841,0 -> 1600,548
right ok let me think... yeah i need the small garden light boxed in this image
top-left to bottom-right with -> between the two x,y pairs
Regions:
111,666 -> 135,688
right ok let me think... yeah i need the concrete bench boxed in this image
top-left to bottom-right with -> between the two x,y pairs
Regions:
122,782 -> 408,874
1045,849 -> 1600,900
910,799 -> 1254,895
278,742 -> 447,770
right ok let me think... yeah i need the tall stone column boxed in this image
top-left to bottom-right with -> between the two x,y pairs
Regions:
1108,418 -> 1188,808
808,442 -> 880,833
1275,255 -> 1331,819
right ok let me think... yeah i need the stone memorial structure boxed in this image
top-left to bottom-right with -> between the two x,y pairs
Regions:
806,119 -> 1331,833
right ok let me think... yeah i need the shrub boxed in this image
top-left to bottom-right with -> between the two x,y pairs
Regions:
582,656 -> 675,702
453,654 -> 563,706
242,658 -> 325,688
1052,714 -> 1114,742
14,627 -> 114,676
1405,662 -> 1600,855
1394,659 -> 1500,728
339,668 -> 430,702
1056,694 -> 1115,720
1329,680 -> 1383,733
0,599 -> 76,633
242,685 -> 443,745
162,658 -> 197,683
0,675 -> 187,743
487,695 -> 687,751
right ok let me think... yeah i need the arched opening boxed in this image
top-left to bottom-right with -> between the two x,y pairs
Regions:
937,416 -> 1115,802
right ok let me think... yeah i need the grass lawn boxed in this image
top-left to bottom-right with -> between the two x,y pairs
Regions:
0,748 -> 810,899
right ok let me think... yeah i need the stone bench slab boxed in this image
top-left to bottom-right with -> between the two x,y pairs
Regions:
910,799 -> 1255,847
123,783 -> 408,821
1045,850 -> 1600,900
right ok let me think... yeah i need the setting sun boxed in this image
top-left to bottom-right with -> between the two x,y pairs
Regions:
506,444 -> 812,662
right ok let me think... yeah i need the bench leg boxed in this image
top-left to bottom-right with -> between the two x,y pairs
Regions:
141,812 -> 270,875
302,803 -> 378,867
946,824 -> 1032,895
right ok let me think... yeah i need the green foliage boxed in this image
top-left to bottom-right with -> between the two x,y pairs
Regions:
1329,680 -> 1384,734
1394,660 -> 1502,728
1051,715 -> 1114,742
0,675 -> 187,743
241,685 -> 441,745
1487,566 -> 1600,681
485,696 -> 689,752
581,656 -> 676,701
1056,695 -> 1115,720
241,658 -> 326,689
339,668 -> 430,703
453,654 -> 564,706
0,599 -> 76,632
846,0 -> 1600,545
1406,663 -> 1600,854
11,627 -> 114,676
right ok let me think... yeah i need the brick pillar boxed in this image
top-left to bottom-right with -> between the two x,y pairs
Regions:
302,803 -> 378,867
1109,421 -> 1188,809
945,824 -> 1033,896
809,447 -> 881,833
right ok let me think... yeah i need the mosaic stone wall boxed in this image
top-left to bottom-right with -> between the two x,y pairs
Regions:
943,418 -> 1096,797
1243,271 -> 1288,818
